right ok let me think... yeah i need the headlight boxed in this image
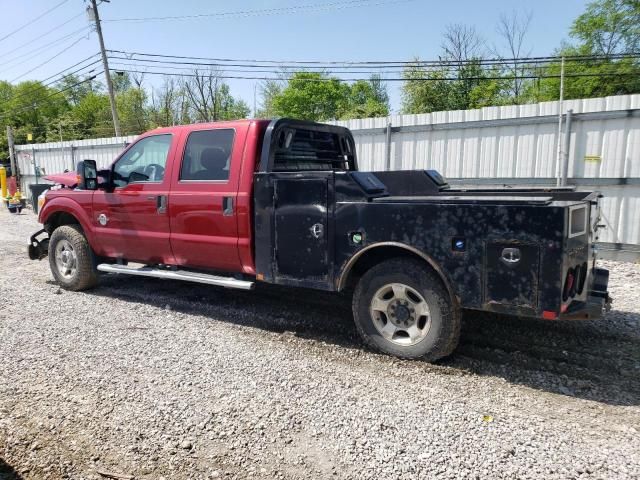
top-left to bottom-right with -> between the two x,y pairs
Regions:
37,189 -> 49,210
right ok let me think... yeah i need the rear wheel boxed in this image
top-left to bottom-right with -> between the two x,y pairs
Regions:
352,258 -> 460,361
48,225 -> 99,291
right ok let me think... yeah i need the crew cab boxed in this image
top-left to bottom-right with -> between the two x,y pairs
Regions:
28,118 -> 611,361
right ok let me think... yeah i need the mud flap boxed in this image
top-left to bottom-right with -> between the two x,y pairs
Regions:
28,229 -> 49,260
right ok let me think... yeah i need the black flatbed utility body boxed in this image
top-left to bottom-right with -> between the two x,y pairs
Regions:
253,119 -> 610,322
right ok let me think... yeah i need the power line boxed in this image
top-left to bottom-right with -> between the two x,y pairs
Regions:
0,11 -> 86,58
0,27 -> 91,70
35,54 -> 102,87
10,35 -> 91,83
106,54 -> 640,77
0,55 -> 101,121
102,0 -> 414,23
109,67 -> 640,82
108,60 -> 404,76
107,48 -> 640,68
0,0 -> 70,43
6,57 -> 102,107
0,73 -> 101,120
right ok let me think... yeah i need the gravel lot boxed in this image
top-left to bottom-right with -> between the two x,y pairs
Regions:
1,208 -> 639,480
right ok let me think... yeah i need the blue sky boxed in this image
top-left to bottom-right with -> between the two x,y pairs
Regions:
1,0 -> 588,112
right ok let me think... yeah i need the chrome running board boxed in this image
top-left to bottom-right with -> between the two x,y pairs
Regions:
97,264 -> 254,290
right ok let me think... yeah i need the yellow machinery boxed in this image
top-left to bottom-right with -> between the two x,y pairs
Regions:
0,165 -> 7,199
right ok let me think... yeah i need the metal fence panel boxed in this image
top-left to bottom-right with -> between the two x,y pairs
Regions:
15,136 -> 137,189
331,94 -> 640,248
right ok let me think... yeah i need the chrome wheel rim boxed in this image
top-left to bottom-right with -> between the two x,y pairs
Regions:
54,239 -> 77,279
370,283 -> 431,346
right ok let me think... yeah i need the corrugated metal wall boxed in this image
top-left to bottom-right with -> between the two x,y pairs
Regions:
15,135 -> 137,189
14,94 -> 640,249
330,94 -> 640,249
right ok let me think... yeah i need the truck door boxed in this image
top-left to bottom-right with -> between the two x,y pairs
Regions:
92,133 -> 176,264
168,126 -> 246,272
274,174 -> 330,283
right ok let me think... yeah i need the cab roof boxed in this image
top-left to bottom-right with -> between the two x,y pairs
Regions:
144,119 -> 272,136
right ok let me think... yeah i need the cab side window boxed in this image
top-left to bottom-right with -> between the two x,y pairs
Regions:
113,134 -> 172,187
180,129 -> 235,181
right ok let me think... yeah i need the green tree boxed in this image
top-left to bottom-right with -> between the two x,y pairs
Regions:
402,22 -> 500,114
182,69 -> 249,122
112,71 -> 132,94
528,52 -> 640,101
4,81 -> 69,144
0,81 -> 14,160
149,76 -> 190,127
256,79 -> 284,118
117,88 -> 149,135
571,0 -> 639,55
531,0 -> 640,101
271,72 -> 350,121
468,66 -> 510,107
65,91 -> 111,138
262,73 -> 389,120
402,60 -> 500,113
342,76 -> 390,119
216,83 -> 251,120
56,74 -> 102,106
402,65 -> 454,114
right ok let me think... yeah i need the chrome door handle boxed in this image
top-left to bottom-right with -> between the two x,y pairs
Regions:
156,195 -> 167,214
223,197 -> 234,216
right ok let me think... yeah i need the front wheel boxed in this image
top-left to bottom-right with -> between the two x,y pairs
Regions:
352,258 -> 460,361
48,225 -> 99,291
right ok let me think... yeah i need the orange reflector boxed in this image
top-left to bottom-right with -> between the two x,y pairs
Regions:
542,310 -> 557,320
256,273 -> 264,281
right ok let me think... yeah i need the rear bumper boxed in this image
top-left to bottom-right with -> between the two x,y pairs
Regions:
28,229 -> 49,260
559,267 -> 611,320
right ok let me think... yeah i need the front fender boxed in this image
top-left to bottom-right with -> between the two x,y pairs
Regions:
39,193 -> 97,249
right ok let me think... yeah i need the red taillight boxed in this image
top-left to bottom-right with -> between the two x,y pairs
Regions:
543,310 -> 557,320
562,268 -> 575,302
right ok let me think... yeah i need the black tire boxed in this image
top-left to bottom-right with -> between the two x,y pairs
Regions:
352,258 -> 460,361
48,225 -> 99,291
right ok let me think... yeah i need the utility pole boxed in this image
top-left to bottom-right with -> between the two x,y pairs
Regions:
6,126 -> 18,183
88,0 -> 121,137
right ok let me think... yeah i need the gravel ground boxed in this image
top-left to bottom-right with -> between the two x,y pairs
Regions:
1,208 -> 639,480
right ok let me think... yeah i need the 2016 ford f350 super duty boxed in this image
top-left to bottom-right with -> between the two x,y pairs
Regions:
28,118 -> 611,361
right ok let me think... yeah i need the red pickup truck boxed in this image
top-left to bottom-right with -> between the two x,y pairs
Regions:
29,118 -> 610,361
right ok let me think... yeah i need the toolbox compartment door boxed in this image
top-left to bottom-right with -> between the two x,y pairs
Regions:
484,242 -> 540,309
274,176 -> 329,284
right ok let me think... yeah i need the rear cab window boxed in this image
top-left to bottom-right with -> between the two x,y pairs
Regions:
180,129 -> 235,181
272,128 -> 355,172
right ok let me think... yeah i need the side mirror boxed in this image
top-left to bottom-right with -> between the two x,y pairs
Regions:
76,159 -> 98,190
